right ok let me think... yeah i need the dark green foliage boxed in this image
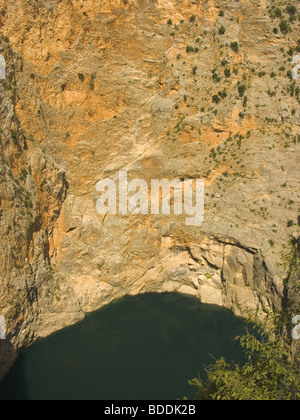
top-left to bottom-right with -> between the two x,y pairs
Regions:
209,147 -> 217,159
286,5 -> 296,16
11,130 -> 18,145
224,67 -> 231,78
218,26 -> 226,35
274,7 -> 282,18
288,81 -> 300,100
218,89 -> 227,99
78,73 -> 85,82
186,45 -> 195,53
89,74 -> 96,90
238,84 -> 247,97
230,42 -> 239,53
20,168 -> 28,180
190,315 -> 300,400
189,15 -> 196,23
280,20 -> 291,35
212,69 -> 221,83
212,95 -> 220,104
289,81 -> 295,97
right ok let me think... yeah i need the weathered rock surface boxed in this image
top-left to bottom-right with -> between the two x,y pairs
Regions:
0,38 -> 84,379
0,0 -> 299,379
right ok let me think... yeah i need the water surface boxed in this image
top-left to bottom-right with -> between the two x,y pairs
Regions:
0,293 -> 248,400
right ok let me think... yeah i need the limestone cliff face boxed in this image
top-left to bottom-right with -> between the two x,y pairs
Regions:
0,0 -> 299,379
0,37 -> 83,379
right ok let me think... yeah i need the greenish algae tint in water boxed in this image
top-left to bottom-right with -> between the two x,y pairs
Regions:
0,293 -> 248,400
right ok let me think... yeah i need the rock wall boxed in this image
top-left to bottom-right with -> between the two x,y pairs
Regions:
0,0 -> 299,379
0,38 -> 83,379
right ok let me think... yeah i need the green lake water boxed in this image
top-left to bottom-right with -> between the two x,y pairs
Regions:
0,293 -> 248,400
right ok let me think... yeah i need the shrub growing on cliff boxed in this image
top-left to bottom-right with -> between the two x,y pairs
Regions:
280,20 -> 291,35
89,74 -> 96,90
258,71 -> 266,78
270,7 -> 282,19
212,69 -> 221,83
186,45 -> 195,53
78,73 -> 85,82
230,42 -> 239,53
189,312 -> 300,400
286,5 -> 296,16
224,67 -> 231,78
218,26 -> 226,35
238,84 -> 247,97
218,89 -> 227,99
212,95 -> 220,104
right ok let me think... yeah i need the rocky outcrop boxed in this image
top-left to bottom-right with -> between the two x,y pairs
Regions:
0,39 -> 83,379
0,0 -> 299,379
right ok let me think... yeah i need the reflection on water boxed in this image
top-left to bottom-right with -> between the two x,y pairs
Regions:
0,293 -> 248,400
